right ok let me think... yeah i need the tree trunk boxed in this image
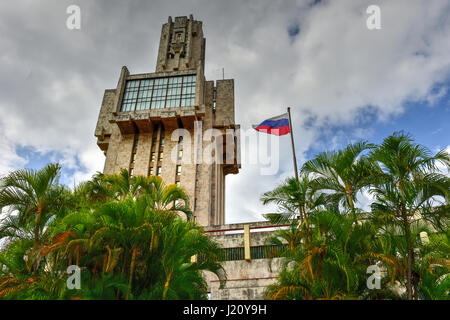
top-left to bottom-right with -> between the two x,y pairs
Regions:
298,205 -> 311,245
402,210 -> 414,300
102,254 -> 107,274
413,270 -> 419,300
126,248 -> 137,300
32,206 -> 43,274
345,184 -> 359,224
34,207 -> 42,249
347,194 -> 354,210
76,247 -> 80,266
162,271 -> 172,300
345,184 -> 354,210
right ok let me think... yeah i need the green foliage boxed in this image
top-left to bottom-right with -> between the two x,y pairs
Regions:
264,132 -> 449,300
0,166 -> 224,300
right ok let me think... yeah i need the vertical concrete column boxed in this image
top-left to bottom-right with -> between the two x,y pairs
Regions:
244,225 -> 251,262
113,66 -> 130,114
154,126 -> 162,176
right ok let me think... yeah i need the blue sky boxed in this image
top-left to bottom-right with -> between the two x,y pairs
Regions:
305,87 -> 450,159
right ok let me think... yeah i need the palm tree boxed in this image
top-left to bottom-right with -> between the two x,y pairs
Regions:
301,141 -> 375,216
416,231 -> 450,300
261,175 -> 324,226
53,196 -> 223,300
0,164 -> 69,269
262,133 -> 450,300
77,170 -> 193,220
74,171 -> 113,207
265,210 -> 374,300
136,175 -> 193,221
0,162 -> 222,300
102,168 -> 138,201
0,238 -> 35,297
369,132 -> 450,299
36,178 -> 216,299
157,218 -> 225,300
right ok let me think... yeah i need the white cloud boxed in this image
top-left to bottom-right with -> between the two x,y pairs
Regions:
0,126 -> 27,175
217,0 -> 450,222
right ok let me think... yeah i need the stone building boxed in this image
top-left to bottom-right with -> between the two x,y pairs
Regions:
203,222 -> 285,300
94,15 -> 282,300
94,15 -> 240,226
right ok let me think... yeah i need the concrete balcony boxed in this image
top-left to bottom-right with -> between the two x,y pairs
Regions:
110,106 -> 205,134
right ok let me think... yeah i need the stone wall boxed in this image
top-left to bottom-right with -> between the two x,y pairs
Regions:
203,222 -> 286,300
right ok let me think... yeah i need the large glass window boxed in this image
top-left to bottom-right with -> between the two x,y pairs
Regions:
136,79 -> 153,111
121,75 -> 197,112
181,75 -> 196,107
122,80 -> 139,112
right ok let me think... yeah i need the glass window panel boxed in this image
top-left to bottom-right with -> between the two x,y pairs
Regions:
122,76 -> 196,111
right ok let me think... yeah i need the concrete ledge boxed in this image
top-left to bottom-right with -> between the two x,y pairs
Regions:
204,220 -> 286,232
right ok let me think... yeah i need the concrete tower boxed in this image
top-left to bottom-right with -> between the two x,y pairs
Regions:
94,15 -> 240,226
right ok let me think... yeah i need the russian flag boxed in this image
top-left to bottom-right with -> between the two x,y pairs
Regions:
253,113 -> 290,136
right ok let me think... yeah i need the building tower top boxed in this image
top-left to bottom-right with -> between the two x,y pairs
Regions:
95,15 -> 240,228
156,15 -> 205,73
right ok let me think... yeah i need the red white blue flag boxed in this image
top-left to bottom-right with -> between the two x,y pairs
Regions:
253,113 -> 290,136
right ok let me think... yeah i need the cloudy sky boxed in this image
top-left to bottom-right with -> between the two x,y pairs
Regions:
0,0 -> 449,223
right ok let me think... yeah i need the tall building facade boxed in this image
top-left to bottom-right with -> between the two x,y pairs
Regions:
94,15 -> 240,227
